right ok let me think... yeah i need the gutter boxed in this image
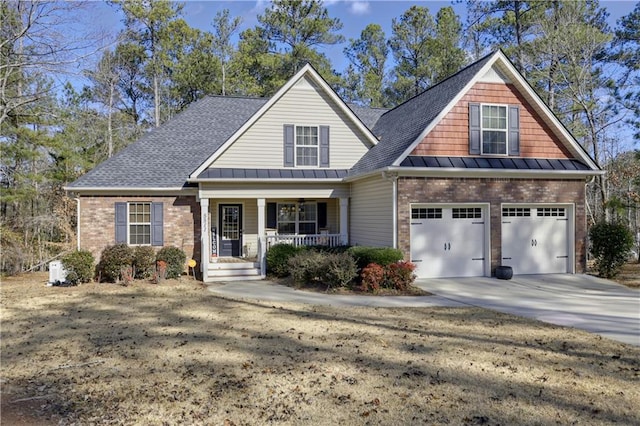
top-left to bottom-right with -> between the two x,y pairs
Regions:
188,178 -> 347,184
345,166 -> 604,182
75,197 -> 80,250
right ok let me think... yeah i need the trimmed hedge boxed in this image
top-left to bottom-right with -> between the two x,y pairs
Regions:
61,250 -> 95,284
348,246 -> 404,270
156,246 -> 186,279
266,244 -> 306,277
288,250 -> 358,288
97,244 -> 133,283
133,246 -> 156,279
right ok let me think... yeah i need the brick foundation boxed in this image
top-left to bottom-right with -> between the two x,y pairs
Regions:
397,177 -> 587,274
79,195 -> 201,267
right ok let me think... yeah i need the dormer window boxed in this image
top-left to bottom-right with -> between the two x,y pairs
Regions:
283,124 -> 330,168
481,105 -> 507,155
469,103 -> 520,156
296,126 -> 319,166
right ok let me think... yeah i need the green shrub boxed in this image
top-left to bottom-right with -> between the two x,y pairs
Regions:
133,246 -> 156,279
267,244 -> 305,277
360,263 -> 385,292
590,221 -> 634,278
288,250 -> 326,285
156,246 -> 186,279
384,261 -> 416,290
307,245 -> 351,254
97,244 -> 134,282
61,250 -> 95,284
348,246 -> 404,270
321,252 -> 358,288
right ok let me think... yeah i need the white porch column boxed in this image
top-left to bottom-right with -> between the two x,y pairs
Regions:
339,197 -> 349,245
200,198 -> 210,281
257,198 -> 266,278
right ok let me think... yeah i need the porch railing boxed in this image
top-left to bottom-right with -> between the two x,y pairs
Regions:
266,234 -> 342,249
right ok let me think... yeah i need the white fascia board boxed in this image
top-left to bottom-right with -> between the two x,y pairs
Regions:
391,52 -> 501,167
189,178 -> 346,184
64,186 -> 196,195
386,166 -> 604,179
189,64 -> 379,180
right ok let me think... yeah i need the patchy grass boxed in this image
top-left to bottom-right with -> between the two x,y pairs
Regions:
1,273 -> 639,425
612,262 -> 640,288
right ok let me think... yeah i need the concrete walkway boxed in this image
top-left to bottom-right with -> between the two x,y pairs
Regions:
207,274 -> 640,346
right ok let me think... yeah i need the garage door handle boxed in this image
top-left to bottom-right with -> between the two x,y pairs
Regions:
503,257 -> 512,260
412,259 -> 423,262
557,255 -> 568,258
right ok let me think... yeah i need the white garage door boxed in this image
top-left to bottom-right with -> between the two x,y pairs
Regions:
410,206 -> 486,278
501,206 -> 570,275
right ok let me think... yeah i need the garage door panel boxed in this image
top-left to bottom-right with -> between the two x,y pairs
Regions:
501,206 -> 570,275
411,206 -> 486,279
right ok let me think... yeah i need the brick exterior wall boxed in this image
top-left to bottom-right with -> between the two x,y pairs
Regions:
397,177 -> 587,274
411,82 -> 573,159
79,195 -> 201,267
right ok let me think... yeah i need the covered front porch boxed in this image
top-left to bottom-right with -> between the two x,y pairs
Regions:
198,183 -> 349,282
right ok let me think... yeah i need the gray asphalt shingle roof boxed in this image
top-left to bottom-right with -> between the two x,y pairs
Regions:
67,97 -> 387,189
348,52 -> 495,176
67,96 -> 269,189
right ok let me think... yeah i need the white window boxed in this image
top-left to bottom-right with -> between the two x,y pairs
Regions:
277,202 -> 317,235
481,104 -> 508,155
128,202 -> 151,245
295,126 -> 318,166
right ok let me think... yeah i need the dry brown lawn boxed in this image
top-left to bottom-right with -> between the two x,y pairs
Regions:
612,262 -> 640,288
1,273 -> 639,425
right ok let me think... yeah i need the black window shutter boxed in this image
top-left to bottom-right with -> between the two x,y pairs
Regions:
319,125 -> 330,167
151,202 -> 163,246
508,105 -> 520,156
283,124 -> 294,167
115,202 -> 127,244
469,103 -> 481,155
267,202 -> 277,228
318,202 -> 327,229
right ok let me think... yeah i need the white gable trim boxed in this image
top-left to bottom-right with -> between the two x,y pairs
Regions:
392,51 -> 600,171
189,64 -> 379,180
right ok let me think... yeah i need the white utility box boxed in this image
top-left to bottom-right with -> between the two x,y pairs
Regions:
49,260 -> 67,284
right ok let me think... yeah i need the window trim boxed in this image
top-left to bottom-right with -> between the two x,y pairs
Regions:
127,202 -> 152,246
294,125 -> 319,167
480,103 -> 509,156
276,201 -> 318,235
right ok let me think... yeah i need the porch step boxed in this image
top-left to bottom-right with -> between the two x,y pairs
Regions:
209,261 -> 260,270
207,261 -> 262,282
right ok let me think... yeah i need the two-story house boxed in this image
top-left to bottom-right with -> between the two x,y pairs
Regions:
66,51 -> 602,282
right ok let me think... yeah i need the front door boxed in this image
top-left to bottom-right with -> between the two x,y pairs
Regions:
219,204 -> 242,257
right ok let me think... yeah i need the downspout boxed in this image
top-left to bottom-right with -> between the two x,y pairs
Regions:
383,171 -> 399,249
74,197 -> 80,250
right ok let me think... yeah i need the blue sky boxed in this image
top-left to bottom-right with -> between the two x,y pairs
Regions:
83,0 -> 636,76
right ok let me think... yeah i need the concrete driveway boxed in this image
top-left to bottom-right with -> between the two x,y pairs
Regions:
414,274 -> 640,346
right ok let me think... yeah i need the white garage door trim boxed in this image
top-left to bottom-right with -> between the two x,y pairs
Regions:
501,203 -> 575,275
410,203 -> 490,278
